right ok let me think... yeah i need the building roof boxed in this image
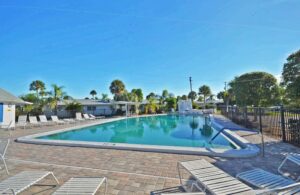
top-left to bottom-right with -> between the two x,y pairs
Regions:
0,88 -> 29,105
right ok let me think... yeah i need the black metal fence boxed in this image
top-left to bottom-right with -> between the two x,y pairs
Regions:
218,105 -> 300,147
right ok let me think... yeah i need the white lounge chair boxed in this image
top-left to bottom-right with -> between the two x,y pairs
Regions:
237,168 -> 300,194
0,139 -> 9,175
179,159 -> 300,195
76,112 -> 85,122
83,113 -> 94,120
278,154 -> 300,180
89,114 -> 104,119
51,116 -> 65,125
0,171 -> 59,195
63,118 -> 76,124
53,177 -> 107,195
178,159 -> 254,194
39,115 -> 54,126
15,115 -> 27,129
29,116 -> 41,127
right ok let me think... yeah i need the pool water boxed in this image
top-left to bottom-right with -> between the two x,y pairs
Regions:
38,115 -> 236,149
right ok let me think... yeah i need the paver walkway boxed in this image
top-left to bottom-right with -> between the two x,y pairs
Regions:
0,116 -> 299,194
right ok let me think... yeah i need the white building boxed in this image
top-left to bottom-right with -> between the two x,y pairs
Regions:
0,88 -> 29,128
178,99 -> 193,113
44,99 -> 148,118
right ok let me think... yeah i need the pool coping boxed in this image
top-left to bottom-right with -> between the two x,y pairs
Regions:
16,114 -> 260,158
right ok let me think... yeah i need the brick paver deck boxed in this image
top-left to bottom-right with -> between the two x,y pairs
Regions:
0,117 -> 299,194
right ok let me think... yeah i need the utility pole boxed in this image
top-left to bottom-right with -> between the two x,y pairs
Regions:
224,82 -> 227,91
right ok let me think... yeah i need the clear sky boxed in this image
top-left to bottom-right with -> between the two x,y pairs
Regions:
0,0 -> 300,99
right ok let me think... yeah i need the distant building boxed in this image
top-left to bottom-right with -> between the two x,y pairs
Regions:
44,99 -> 149,118
194,98 -> 223,107
0,88 -> 30,128
178,99 -> 193,113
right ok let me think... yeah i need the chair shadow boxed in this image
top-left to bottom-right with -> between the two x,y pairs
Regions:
151,186 -> 185,195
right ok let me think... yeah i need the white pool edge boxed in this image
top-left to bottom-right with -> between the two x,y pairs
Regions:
16,115 -> 260,158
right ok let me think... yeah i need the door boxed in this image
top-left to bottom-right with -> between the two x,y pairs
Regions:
0,103 -> 3,122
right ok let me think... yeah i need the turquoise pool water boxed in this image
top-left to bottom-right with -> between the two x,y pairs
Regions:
38,115 -> 236,149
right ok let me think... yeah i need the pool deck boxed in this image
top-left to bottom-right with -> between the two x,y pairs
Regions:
1,115 -> 300,194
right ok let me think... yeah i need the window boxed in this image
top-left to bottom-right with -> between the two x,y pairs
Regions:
87,106 -> 96,111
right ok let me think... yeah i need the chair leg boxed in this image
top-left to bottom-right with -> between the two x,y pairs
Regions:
50,172 -> 60,184
177,163 -> 183,186
278,157 -> 288,175
104,177 -> 108,195
191,182 -> 204,192
1,156 -> 9,175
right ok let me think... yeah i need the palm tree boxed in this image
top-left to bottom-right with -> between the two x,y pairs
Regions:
29,80 -> 45,100
48,84 -> 67,114
199,85 -> 211,108
90,90 -> 97,99
109,80 -> 125,98
101,93 -> 109,102
188,91 -> 197,102
162,90 -> 169,99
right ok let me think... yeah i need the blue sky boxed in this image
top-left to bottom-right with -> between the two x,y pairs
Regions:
0,0 -> 300,99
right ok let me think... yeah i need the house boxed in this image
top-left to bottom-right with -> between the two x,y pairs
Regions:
0,88 -> 30,128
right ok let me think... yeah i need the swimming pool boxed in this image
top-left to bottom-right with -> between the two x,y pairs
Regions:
38,115 -> 236,149
17,114 -> 260,157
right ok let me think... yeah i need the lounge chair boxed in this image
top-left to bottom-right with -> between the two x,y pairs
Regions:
39,115 -> 54,126
0,139 -> 9,175
0,171 -> 59,195
83,113 -> 94,120
76,112 -> 85,122
89,114 -> 105,119
15,115 -> 27,129
178,159 -> 254,194
63,118 -> 76,124
278,154 -> 300,180
29,116 -> 41,127
237,168 -> 300,194
178,159 -> 300,194
53,177 -> 107,195
51,116 -> 65,125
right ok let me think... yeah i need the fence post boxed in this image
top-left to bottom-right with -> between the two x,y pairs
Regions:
280,105 -> 286,142
244,107 -> 248,127
259,107 -> 265,157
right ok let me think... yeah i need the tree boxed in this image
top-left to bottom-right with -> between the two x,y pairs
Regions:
109,80 -> 126,97
188,91 -> 197,101
131,89 -> 143,102
198,85 -> 211,108
19,93 -> 40,114
146,92 -> 156,100
29,80 -> 45,100
282,49 -> 300,106
229,72 -> 280,106
162,90 -> 169,99
181,95 -> 188,100
217,89 -> 235,111
48,84 -> 67,114
101,93 -> 110,102
90,90 -> 97,99
165,97 -> 177,111
65,101 -> 83,117
145,97 -> 158,114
